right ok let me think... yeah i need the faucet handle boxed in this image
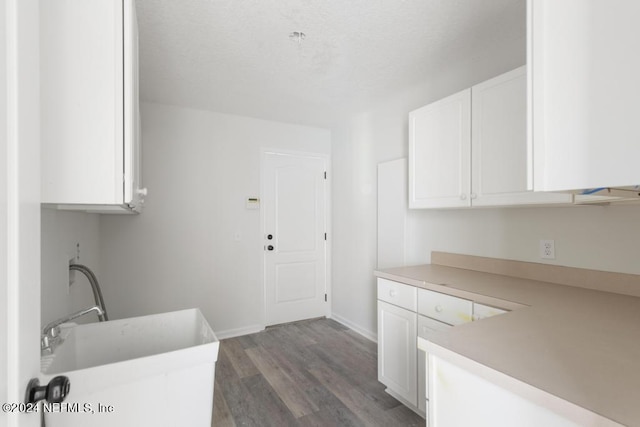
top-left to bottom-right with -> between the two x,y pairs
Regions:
48,325 -> 60,338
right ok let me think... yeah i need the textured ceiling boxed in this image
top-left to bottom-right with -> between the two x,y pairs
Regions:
136,0 -> 526,127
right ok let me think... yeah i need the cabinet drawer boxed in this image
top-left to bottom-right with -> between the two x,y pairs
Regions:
473,302 -> 508,321
377,278 -> 417,311
418,289 -> 472,325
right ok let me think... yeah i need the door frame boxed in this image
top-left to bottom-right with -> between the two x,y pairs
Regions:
260,148 -> 331,327
2,0 -> 41,426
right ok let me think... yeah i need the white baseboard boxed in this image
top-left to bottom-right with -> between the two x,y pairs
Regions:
215,324 -> 265,340
330,312 -> 377,343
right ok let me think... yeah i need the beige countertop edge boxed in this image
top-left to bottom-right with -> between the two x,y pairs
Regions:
375,269 -> 529,311
417,338 -> 624,427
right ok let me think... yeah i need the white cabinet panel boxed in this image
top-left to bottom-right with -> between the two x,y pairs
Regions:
377,278 -> 417,312
530,0 -> 640,192
418,348 -> 426,413
41,0 -> 143,213
418,288 -> 472,326
471,66 -> 571,206
429,355 -> 579,427
409,89 -> 471,209
417,314 -> 452,406
377,301 -> 418,406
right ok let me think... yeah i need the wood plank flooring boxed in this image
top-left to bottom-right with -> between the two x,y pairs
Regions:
212,318 -> 424,427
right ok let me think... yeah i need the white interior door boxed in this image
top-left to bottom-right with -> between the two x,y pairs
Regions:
1,1 -> 41,426
263,151 -> 328,326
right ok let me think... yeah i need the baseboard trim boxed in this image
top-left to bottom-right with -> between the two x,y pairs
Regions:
330,313 -> 377,343
215,324 -> 265,340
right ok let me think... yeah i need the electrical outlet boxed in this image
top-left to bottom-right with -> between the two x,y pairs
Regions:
540,239 -> 555,259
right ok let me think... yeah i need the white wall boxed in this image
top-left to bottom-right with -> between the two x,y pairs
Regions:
98,102 -> 331,337
41,209 -> 102,327
404,205 -> 640,274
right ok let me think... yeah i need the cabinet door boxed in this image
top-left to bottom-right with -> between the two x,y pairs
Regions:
530,0 -> 640,192
409,89 -> 471,209
41,0 -> 142,211
123,0 -> 142,209
41,0 -> 124,205
378,301 -> 417,406
471,66 -> 571,206
417,315 -> 451,416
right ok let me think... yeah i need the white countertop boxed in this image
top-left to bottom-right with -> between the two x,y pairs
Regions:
375,264 -> 640,426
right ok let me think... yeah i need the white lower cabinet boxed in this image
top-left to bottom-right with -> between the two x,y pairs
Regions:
429,355 -> 578,427
377,278 -> 512,419
377,300 -> 417,406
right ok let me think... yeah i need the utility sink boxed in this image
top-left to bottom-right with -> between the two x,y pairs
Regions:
40,308 -> 219,427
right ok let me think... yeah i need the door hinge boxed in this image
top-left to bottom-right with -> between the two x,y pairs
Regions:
324,171 -> 327,179
325,293 -> 327,302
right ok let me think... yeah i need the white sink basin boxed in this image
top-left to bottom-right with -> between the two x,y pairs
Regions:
41,308 -> 219,427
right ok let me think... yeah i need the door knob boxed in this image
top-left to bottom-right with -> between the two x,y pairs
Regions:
267,245 -> 274,251
25,376 -> 70,404
267,234 -> 273,240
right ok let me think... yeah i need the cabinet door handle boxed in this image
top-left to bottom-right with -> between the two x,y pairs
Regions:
435,305 -> 443,313
389,289 -> 398,298
460,194 -> 467,200
470,193 -> 477,199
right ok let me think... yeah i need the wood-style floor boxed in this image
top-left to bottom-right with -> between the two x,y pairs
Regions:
212,318 -> 424,427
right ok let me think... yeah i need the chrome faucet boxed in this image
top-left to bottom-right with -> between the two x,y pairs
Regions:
41,306 -> 105,353
69,263 -> 108,321
41,264 -> 109,353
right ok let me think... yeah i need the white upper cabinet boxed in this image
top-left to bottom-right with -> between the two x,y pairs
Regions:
41,0 -> 145,213
529,0 -> 640,192
471,67 -> 571,206
410,67 -> 571,209
409,89 -> 471,209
